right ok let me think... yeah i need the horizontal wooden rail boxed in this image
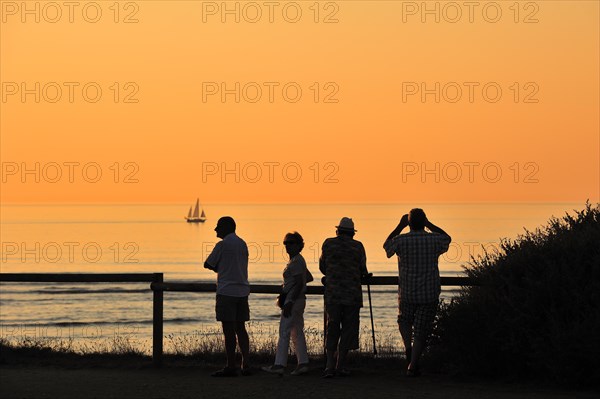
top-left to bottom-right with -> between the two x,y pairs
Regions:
150,276 -> 474,294
0,273 -> 158,283
150,282 -> 326,295
1,273 -> 474,368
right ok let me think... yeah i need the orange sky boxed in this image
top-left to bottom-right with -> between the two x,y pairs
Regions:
1,1 -> 598,203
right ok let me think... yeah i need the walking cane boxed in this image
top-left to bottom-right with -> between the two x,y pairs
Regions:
321,276 -> 327,359
366,273 -> 377,356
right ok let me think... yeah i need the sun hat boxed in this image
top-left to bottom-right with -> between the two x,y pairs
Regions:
336,217 -> 357,232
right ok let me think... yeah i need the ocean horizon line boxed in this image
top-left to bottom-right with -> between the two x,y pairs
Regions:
1,200 -> 594,207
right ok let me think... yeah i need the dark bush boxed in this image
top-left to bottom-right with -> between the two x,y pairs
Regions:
430,202 -> 600,386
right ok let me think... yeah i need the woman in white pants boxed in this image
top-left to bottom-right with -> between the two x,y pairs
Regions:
262,232 -> 313,375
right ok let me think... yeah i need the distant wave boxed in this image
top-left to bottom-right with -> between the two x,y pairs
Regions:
0,288 -> 151,295
0,317 -> 203,328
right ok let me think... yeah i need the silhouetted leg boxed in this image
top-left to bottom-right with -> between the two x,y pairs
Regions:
275,310 -> 293,366
289,297 -> 308,365
337,305 -> 360,371
222,321 -> 237,369
399,321 -> 412,363
409,338 -> 424,370
409,302 -> 437,372
235,321 -> 250,369
326,346 -> 338,370
337,349 -> 349,370
398,299 -> 415,367
325,304 -> 342,371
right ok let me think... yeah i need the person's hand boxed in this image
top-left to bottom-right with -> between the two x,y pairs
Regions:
424,216 -> 431,229
361,272 -> 373,283
283,302 -> 294,317
400,214 -> 409,226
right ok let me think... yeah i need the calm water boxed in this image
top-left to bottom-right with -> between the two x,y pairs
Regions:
0,202 -> 581,353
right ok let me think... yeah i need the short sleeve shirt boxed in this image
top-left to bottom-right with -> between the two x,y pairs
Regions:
319,236 -> 367,307
384,231 -> 451,303
205,233 -> 250,297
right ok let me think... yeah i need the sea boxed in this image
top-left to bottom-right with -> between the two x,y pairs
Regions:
0,202 -> 582,354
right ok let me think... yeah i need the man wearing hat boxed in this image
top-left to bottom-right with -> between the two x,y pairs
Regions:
319,217 -> 369,378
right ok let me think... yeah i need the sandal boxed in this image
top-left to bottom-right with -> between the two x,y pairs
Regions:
211,367 -> 238,377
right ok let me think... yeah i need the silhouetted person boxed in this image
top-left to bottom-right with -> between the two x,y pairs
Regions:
320,217 -> 368,378
204,216 -> 251,377
262,232 -> 313,376
384,209 -> 451,376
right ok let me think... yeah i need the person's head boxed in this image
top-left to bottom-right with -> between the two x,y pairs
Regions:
408,208 -> 427,231
215,216 -> 236,238
283,231 -> 304,257
335,217 -> 356,238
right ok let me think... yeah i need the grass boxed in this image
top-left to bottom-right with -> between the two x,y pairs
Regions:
1,321 -> 406,368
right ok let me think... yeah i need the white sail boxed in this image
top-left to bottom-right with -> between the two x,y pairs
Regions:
192,198 -> 200,218
186,198 -> 206,222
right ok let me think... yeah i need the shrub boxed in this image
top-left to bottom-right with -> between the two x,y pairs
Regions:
430,202 -> 600,386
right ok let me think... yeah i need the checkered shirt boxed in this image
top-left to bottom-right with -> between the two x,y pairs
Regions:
384,231 -> 451,303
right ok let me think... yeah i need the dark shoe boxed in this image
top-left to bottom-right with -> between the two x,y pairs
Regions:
336,368 -> 351,377
406,367 -> 421,377
211,367 -> 238,377
322,368 -> 335,378
291,364 -> 309,376
241,366 -> 254,376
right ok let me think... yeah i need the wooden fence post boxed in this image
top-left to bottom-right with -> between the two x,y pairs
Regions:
152,273 -> 164,367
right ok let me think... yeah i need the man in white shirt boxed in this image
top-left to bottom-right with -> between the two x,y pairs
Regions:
204,216 -> 251,377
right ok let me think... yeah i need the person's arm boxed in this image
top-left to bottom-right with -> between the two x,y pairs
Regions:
426,219 -> 452,254
283,274 -> 304,317
204,241 -> 223,273
425,220 -> 451,240
319,241 -> 327,275
384,214 -> 408,258
288,274 -> 304,302
203,261 -> 216,271
386,214 -> 409,241
359,243 -> 369,280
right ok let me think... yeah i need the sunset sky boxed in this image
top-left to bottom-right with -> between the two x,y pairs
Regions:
1,1 -> 598,203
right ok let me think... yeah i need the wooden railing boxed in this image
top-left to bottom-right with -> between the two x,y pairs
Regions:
0,273 -> 164,365
0,273 -> 473,367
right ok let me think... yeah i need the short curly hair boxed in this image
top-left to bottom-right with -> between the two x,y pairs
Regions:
284,231 -> 305,251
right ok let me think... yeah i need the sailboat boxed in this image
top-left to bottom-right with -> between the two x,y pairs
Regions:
185,198 -> 206,223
